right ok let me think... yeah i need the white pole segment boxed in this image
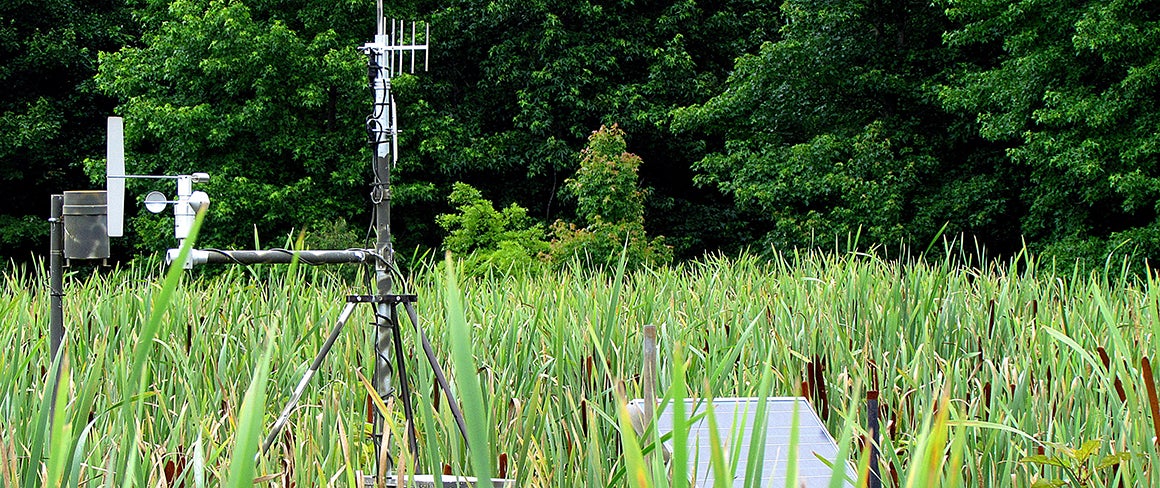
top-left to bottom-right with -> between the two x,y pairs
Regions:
391,94 -> 398,165
376,0 -> 383,36
106,117 -> 125,237
174,174 -> 194,240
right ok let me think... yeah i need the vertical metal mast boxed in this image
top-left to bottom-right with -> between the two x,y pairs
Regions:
47,195 -> 64,425
368,0 -> 395,469
361,0 -> 428,473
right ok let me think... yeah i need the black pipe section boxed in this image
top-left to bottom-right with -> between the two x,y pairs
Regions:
48,195 -> 65,425
49,195 -> 65,363
199,249 -> 371,265
387,306 -> 420,465
868,390 -> 881,488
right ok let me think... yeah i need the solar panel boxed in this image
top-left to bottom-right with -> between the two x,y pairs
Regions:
630,397 -> 856,488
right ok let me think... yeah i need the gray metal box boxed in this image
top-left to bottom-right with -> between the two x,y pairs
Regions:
62,190 -> 110,260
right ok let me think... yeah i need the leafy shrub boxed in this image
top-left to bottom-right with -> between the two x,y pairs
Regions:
549,125 -> 672,269
437,182 -> 548,276
302,218 -> 363,251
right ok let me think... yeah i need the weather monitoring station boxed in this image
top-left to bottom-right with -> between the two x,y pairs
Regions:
44,2 -> 859,486
46,2 -> 512,486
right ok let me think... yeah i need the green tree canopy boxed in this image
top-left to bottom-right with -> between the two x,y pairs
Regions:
96,0 -> 381,251
18,0 -> 1157,265
940,0 -> 1160,262
678,0 -> 1024,253
90,0 -> 775,256
0,0 -> 134,260
414,0 -> 778,256
549,125 -> 672,269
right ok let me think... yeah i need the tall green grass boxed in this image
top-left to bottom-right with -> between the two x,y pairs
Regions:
4,244 -> 1159,486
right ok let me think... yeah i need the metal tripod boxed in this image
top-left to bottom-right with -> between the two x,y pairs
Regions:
258,293 -> 470,473
226,6 -> 440,477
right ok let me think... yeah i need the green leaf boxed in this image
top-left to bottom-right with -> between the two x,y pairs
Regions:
444,253 -> 494,483
615,399 -> 650,488
1074,439 -> 1102,463
704,398 -> 731,488
1095,452 -> 1132,471
223,335 -> 273,487
1020,455 -> 1067,468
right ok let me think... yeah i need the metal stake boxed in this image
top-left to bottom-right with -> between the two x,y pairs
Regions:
868,390 -> 881,488
48,194 -> 65,424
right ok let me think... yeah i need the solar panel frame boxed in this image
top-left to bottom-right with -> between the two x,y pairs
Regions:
629,397 -> 857,488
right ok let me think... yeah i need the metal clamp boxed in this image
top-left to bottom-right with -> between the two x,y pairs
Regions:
346,294 -> 418,304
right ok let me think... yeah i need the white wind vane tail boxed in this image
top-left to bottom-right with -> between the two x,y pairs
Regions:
106,117 -> 125,237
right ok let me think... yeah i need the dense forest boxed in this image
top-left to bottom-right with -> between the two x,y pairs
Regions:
3,0 -> 1158,266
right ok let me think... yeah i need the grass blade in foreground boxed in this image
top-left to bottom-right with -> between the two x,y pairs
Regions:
20,343 -> 58,488
116,209 -> 207,485
443,252 -> 493,483
825,394 -> 859,488
670,348 -> 689,488
615,391 -> 650,488
742,353 -> 774,487
225,337 -> 273,487
703,388 -> 729,488
783,399 -> 800,488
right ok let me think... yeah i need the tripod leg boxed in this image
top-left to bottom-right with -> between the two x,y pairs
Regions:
259,301 -> 359,459
388,304 -> 421,467
401,301 -> 471,448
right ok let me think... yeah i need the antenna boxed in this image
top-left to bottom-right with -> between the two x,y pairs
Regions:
107,117 -> 125,237
360,17 -> 428,169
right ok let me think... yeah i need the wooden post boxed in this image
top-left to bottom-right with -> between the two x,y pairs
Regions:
642,324 -> 657,473
642,325 -> 657,422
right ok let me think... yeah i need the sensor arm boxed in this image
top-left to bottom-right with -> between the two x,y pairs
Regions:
172,249 -> 375,266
